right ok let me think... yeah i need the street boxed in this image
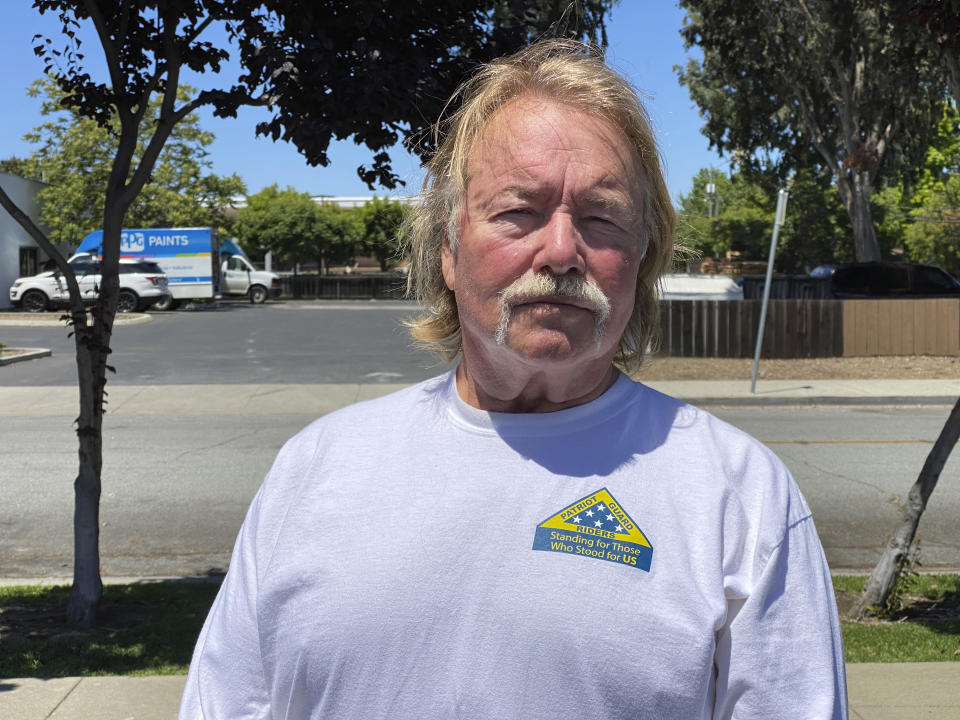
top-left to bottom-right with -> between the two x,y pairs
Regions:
0,300 -> 442,387
1,301 -> 958,577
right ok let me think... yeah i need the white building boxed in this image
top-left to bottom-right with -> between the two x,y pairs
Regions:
0,172 -> 49,310
228,194 -> 421,210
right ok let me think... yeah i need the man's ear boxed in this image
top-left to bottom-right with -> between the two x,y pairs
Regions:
440,232 -> 456,291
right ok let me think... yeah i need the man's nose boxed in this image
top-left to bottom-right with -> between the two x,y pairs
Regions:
533,211 -> 586,276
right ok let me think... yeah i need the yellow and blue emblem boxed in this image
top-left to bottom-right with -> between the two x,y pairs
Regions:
532,488 -> 652,572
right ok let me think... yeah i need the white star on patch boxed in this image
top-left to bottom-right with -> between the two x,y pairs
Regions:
585,510 -> 594,517
594,520 -> 603,527
615,525 -> 624,533
597,504 -> 606,512
571,515 -> 582,524
606,514 -> 614,521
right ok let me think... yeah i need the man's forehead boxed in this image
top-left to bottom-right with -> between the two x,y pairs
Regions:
464,99 -> 644,208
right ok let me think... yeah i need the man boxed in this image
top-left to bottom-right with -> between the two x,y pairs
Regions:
181,40 -> 847,719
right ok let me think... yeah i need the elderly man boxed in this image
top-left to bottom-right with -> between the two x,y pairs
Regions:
181,40 -> 847,719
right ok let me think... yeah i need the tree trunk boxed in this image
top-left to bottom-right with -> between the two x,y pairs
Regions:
0,182 -> 106,626
849,397 -> 960,620
846,170 -> 881,262
66,316 -> 111,627
68,369 -> 103,627
65,203 -> 121,627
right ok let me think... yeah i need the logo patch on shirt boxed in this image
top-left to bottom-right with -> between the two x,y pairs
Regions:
532,488 -> 652,571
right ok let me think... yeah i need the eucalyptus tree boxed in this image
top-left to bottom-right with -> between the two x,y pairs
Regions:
677,0 -> 942,262
889,0 -> 960,109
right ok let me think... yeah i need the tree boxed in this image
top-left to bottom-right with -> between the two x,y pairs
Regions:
861,101 -> 960,274
236,185 -> 317,266
676,168 -> 772,260
901,176 -> 960,277
17,78 -> 246,246
900,102 -> 960,276
677,0 -> 942,263
0,157 -> 34,177
844,3 -> 960,615
313,202 -> 362,271
777,168 -> 853,272
849,399 -> 960,619
358,195 -> 407,271
0,0 -> 613,628
237,187 -> 363,271
677,166 -> 853,272
889,0 -> 960,110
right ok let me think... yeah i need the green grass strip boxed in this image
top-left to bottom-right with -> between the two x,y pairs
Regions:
0,575 -> 957,677
0,581 -> 219,678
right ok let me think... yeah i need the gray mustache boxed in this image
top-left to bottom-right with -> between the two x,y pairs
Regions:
496,273 -> 611,346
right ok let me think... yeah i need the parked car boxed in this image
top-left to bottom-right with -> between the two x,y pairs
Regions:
8,258 -> 171,313
742,262 -> 960,300
817,262 -> 960,298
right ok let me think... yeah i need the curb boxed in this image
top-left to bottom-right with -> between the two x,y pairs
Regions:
689,395 -> 959,407
0,312 -> 153,327
0,348 -> 52,366
0,575 -> 225,588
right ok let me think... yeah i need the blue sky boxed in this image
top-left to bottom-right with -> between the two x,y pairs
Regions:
0,2 -> 721,204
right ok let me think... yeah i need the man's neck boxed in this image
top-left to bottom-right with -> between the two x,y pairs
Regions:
453,358 -> 620,413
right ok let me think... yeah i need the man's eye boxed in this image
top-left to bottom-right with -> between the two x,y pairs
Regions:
496,208 -> 536,223
584,216 -> 617,227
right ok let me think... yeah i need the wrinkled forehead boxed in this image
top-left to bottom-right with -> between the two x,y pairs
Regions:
464,97 -> 646,202
458,97 -> 648,234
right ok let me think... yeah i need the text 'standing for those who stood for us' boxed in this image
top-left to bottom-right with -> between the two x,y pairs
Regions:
533,488 -> 653,572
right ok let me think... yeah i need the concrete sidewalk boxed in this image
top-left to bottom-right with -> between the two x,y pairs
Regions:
0,377 -> 958,419
1,663 -> 958,719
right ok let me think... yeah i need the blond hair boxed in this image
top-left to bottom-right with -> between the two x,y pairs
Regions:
402,39 -> 675,374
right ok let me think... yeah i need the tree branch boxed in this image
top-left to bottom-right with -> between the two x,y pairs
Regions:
81,0 -> 125,101
0,184 -> 87,324
794,90 -> 840,176
182,13 -> 216,47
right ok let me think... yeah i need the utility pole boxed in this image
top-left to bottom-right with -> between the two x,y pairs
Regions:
705,169 -> 719,257
750,188 -> 789,393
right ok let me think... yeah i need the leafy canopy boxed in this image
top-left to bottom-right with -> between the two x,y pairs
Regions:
357,196 -> 408,271
13,78 -> 245,246
676,166 -> 853,273
32,1 -> 613,191
677,0 -> 942,262
236,185 -> 363,268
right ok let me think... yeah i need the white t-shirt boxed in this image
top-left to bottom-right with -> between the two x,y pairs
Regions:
180,371 -> 847,719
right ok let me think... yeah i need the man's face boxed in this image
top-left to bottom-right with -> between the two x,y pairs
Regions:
442,98 -> 645,371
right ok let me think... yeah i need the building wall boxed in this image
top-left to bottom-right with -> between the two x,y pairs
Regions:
0,172 -> 47,309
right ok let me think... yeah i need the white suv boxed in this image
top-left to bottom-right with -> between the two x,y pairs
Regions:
9,258 -> 171,313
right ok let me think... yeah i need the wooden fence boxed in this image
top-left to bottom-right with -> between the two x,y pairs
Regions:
276,282 -> 960,358
280,274 -> 406,300
843,299 -> 960,356
659,300 -> 843,358
659,298 -> 960,358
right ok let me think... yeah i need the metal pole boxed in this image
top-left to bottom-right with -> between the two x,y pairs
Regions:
750,189 -> 789,393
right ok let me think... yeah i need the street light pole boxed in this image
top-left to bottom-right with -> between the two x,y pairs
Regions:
750,188 -> 789,393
